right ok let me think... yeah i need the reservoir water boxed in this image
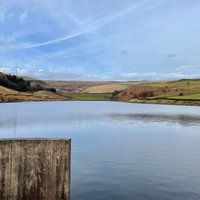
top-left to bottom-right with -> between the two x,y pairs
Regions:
0,101 -> 200,200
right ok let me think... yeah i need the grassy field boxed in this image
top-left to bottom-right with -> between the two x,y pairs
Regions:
149,93 -> 200,101
166,93 -> 200,100
64,93 -> 112,101
144,79 -> 200,89
112,78 -> 200,106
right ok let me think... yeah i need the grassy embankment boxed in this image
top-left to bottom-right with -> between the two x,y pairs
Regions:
129,79 -> 200,105
63,93 -> 112,101
148,79 -> 200,100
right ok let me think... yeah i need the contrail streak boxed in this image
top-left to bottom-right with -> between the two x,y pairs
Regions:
20,0 -> 149,50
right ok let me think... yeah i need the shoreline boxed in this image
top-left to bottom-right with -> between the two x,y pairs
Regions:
1,98 -> 200,107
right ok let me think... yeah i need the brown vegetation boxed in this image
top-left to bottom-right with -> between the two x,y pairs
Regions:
1,72 -> 200,106
0,86 -> 68,103
112,85 -> 161,101
112,79 -> 200,106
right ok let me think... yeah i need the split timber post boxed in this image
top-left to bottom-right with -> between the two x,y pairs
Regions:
0,139 -> 71,200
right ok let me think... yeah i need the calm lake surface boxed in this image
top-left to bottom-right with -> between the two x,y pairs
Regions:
1,101 -> 200,200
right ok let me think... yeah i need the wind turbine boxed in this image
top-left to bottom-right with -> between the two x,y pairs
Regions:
15,66 -> 19,76
12,64 -> 20,76
12,64 -> 24,77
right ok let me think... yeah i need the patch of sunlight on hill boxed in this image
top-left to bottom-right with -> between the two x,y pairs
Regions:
0,86 -> 17,93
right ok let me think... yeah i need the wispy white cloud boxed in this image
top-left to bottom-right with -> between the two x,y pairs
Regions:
0,10 -> 13,23
1,0 -> 200,80
1,65 -> 200,81
0,35 -> 6,41
0,34 -> 19,53
116,72 -> 200,81
175,64 -> 200,73
0,66 -> 106,81
0,67 -> 15,74
90,0 -> 148,27
19,10 -> 28,24
20,29 -> 89,49
19,1 -> 148,50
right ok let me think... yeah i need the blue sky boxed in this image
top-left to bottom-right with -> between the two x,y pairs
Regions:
0,0 -> 200,80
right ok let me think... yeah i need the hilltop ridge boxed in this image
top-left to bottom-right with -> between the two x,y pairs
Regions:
0,72 -> 67,102
113,79 -> 200,106
1,72 -> 200,105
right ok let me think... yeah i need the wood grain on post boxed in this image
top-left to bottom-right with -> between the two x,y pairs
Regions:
0,139 -> 71,200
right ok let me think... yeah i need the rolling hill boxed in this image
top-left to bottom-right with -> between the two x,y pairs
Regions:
1,72 -> 200,105
0,72 -> 67,102
113,79 -> 200,106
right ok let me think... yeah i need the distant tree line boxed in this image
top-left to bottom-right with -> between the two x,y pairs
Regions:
0,74 -> 29,92
0,74 -> 57,93
0,74 -> 42,92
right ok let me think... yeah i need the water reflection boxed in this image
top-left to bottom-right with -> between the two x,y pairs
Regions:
109,113 -> 200,126
1,102 -> 200,200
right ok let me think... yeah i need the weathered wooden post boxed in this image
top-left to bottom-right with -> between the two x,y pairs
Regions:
0,139 -> 71,200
